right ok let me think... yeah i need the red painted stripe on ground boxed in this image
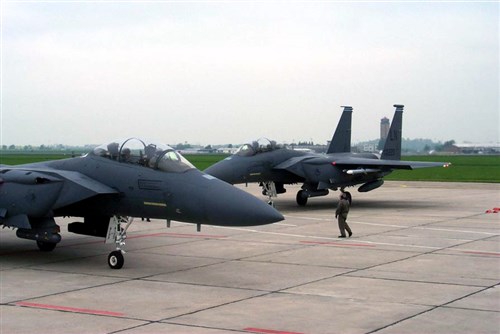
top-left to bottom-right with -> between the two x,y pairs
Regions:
244,327 -> 305,334
462,251 -> 500,256
15,302 -> 125,317
1,232 -> 227,255
66,232 -> 227,245
300,240 -> 376,247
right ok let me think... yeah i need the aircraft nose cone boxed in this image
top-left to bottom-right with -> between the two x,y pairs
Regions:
204,161 -> 234,184
202,176 -> 283,226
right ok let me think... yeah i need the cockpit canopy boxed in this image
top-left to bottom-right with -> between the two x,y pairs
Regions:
235,138 -> 285,157
91,138 -> 195,173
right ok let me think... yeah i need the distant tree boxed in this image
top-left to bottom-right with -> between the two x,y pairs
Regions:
175,143 -> 192,150
8,145 -> 15,150
443,140 -> 456,147
1,145 -> 6,150
434,140 -> 455,152
204,145 -> 212,150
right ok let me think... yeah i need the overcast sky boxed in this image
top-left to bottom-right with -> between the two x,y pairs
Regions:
1,1 -> 498,147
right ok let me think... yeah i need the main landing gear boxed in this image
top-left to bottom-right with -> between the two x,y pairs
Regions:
36,240 -> 58,252
260,181 -> 287,206
296,190 -> 308,206
260,182 -> 353,207
105,216 -> 134,269
295,188 -> 329,206
295,187 -> 352,206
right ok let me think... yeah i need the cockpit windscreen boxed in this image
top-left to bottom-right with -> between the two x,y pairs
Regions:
91,138 -> 195,173
235,138 -> 284,157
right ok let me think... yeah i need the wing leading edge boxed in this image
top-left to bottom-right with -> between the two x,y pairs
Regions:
0,167 -> 119,222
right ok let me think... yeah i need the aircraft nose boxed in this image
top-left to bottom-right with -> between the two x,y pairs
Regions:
201,175 -> 283,226
204,160 -> 235,184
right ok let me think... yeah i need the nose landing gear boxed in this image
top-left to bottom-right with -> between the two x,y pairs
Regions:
108,250 -> 124,269
105,216 -> 133,269
261,181 -> 277,206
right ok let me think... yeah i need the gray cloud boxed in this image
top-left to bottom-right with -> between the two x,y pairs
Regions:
2,2 -> 498,146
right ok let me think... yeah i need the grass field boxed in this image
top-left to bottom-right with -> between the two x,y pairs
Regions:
385,155 -> 500,183
184,154 -> 229,171
0,152 -> 81,165
1,152 -> 499,183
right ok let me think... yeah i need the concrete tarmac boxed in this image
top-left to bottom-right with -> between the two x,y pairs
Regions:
1,181 -> 499,334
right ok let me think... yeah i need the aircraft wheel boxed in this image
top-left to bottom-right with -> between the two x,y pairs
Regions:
344,191 -> 352,205
108,251 -> 124,269
296,190 -> 308,206
37,240 -> 57,252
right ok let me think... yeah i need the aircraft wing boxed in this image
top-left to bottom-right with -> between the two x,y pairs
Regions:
332,157 -> 449,170
330,157 -> 450,176
273,155 -> 449,178
273,155 -> 319,169
273,155 -> 336,178
0,166 -> 119,215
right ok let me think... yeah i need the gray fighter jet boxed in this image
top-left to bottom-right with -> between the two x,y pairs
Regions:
0,138 -> 284,268
205,105 -> 450,206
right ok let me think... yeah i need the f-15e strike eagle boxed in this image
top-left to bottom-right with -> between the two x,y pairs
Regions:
205,105 -> 450,206
0,138 -> 284,269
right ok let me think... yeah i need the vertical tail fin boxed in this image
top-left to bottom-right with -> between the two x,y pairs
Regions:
381,104 -> 404,160
327,106 -> 352,154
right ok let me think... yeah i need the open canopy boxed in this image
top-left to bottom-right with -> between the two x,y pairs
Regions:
91,138 -> 195,173
235,138 -> 285,157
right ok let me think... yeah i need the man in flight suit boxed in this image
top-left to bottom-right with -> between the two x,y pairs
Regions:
335,193 -> 352,238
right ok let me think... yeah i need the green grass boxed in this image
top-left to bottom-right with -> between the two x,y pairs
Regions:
0,153 -> 73,165
0,152 -> 229,169
385,155 -> 500,183
186,154 -> 500,183
2,151 -> 498,183
183,154 -> 229,171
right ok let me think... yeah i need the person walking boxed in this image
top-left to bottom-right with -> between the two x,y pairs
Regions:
335,193 -> 352,238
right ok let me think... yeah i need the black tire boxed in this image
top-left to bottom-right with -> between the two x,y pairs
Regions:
108,251 -> 124,269
36,240 -> 57,252
296,190 -> 308,206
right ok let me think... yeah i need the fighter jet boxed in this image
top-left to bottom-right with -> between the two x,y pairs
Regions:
205,105 -> 450,206
0,138 -> 284,269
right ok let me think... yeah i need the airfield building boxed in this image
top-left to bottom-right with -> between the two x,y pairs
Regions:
380,117 -> 390,140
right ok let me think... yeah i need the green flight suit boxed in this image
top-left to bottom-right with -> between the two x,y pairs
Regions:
335,198 -> 352,237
